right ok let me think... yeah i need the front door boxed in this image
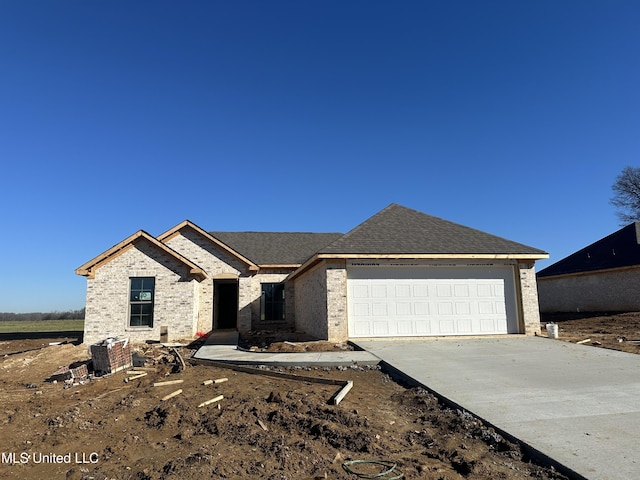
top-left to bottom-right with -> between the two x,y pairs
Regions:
214,281 -> 238,329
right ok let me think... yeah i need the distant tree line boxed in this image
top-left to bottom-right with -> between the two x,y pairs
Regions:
0,308 -> 85,322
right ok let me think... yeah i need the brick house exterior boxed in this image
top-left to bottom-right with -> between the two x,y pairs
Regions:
76,204 -> 548,345
537,222 -> 640,312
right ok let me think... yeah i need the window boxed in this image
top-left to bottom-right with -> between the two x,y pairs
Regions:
261,283 -> 285,322
129,277 -> 155,327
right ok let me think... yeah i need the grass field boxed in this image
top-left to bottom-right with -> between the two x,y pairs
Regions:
0,319 -> 84,333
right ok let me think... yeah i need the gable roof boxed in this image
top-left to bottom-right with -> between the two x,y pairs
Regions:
319,204 -> 547,257
157,220 -> 259,271
75,230 -> 207,281
538,223 -> 640,278
210,231 -> 343,266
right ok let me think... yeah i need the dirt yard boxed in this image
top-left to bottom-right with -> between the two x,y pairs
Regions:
540,311 -> 640,354
3,312 -> 638,480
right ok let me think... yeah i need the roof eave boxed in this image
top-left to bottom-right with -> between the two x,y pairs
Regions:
289,252 -> 549,281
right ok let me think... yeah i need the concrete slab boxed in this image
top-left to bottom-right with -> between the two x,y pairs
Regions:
353,336 -> 640,480
192,330 -> 379,367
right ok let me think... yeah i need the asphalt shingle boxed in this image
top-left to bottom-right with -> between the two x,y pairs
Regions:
319,204 -> 547,256
209,231 -> 342,265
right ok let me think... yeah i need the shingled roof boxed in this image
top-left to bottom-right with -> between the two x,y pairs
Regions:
319,204 -> 547,256
210,231 -> 343,265
537,223 -> 640,278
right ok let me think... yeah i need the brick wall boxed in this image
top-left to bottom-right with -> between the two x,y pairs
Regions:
165,230 -> 245,333
247,271 -> 293,331
518,262 -> 542,335
83,239 -> 200,345
293,261 -> 329,340
326,262 -> 348,342
537,267 -> 640,312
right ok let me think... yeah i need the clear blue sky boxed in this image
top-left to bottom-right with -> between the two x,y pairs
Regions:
1,1 -> 639,313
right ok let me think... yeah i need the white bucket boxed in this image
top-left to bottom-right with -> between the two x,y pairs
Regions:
546,323 -> 559,339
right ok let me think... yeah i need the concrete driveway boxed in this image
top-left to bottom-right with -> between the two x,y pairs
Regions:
353,336 -> 640,480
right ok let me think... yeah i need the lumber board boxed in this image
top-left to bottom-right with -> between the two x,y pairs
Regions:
161,389 -> 183,401
189,358 -> 345,385
153,379 -> 184,387
331,380 -> 353,405
198,395 -> 224,407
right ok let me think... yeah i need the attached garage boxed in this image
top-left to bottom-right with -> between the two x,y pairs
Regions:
347,262 -> 519,337
290,204 -> 548,342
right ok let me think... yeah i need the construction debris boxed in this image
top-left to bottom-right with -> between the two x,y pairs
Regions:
90,338 -> 132,375
161,389 -> 183,401
124,372 -> 147,382
153,379 -> 184,387
190,358 -> 354,405
576,338 -> 591,344
48,360 -> 91,383
197,395 -> 224,408
332,380 -> 354,406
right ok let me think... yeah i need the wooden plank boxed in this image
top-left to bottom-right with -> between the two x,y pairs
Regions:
197,395 -> 224,408
153,379 -> 184,387
190,358 -> 354,405
331,380 -> 353,405
124,372 -> 147,382
202,379 -> 214,386
189,359 -> 345,385
576,338 -> 591,344
161,389 -> 183,401
213,377 -> 228,384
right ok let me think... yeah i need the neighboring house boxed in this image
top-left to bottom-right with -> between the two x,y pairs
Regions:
537,223 -> 640,312
76,204 -> 548,345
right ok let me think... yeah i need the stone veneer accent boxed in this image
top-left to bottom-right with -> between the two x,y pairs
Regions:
537,266 -> 640,312
518,262 -> 542,335
325,262 -> 348,342
83,240 -> 200,346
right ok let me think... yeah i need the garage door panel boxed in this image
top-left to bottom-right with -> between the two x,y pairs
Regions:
415,302 -> 430,315
457,319 -> 473,333
353,303 -> 370,316
371,285 -> 387,298
397,320 -> 413,335
396,302 -> 412,315
372,303 -> 388,316
455,302 -> 470,315
348,266 -> 519,338
415,320 -> 430,334
372,321 -> 389,335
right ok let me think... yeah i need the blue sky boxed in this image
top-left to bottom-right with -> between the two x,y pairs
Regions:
1,1 -> 639,312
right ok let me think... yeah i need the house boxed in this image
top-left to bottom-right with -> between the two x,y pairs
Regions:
75,204 -> 548,345
537,223 -> 640,312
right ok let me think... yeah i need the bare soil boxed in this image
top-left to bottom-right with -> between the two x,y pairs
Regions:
540,311 -> 640,354
6,311 -> 640,480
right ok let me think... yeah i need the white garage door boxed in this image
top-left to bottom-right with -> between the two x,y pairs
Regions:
347,265 -> 519,337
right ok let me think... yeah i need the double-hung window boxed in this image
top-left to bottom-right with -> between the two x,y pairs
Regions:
129,277 -> 155,327
260,283 -> 285,322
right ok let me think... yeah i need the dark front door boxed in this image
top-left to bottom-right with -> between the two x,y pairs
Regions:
215,281 -> 238,329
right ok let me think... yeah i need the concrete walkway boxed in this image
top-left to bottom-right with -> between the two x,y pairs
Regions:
352,336 -> 640,480
192,330 -> 379,367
